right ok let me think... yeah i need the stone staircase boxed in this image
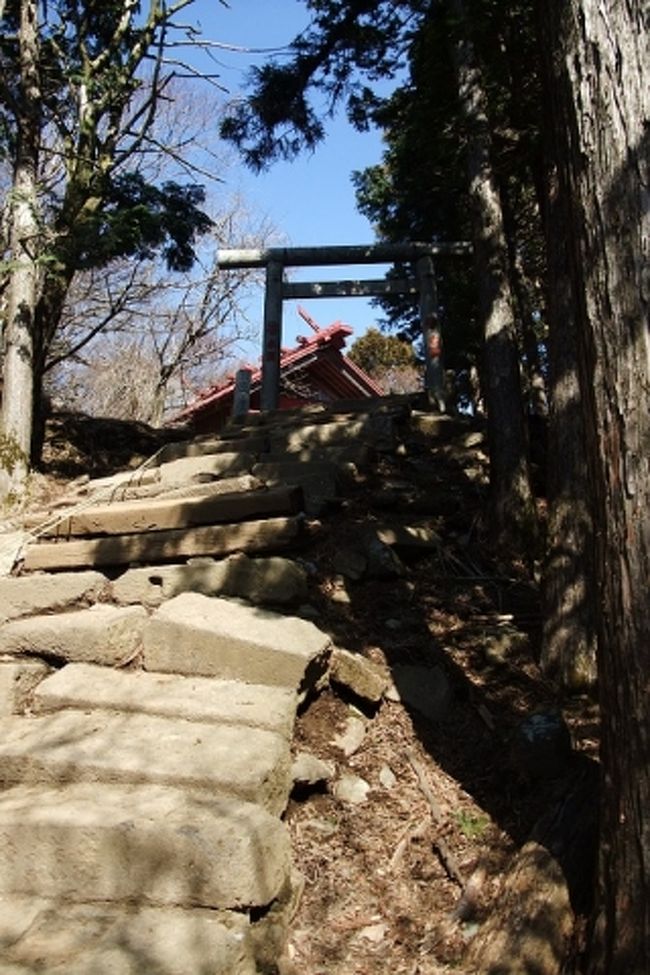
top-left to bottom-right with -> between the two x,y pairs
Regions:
0,398 -> 456,974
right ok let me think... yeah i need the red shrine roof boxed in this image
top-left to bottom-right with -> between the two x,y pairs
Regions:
175,316 -> 384,429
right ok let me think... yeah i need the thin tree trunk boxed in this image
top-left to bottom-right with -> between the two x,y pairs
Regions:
148,377 -> 170,427
511,252 -> 548,418
500,188 -> 549,419
0,0 -> 41,496
541,1 -> 649,970
449,0 -> 537,552
31,268 -> 76,465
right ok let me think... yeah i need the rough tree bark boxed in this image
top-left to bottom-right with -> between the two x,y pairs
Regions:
542,0 -> 649,970
449,0 -> 537,552
0,0 -> 41,494
538,152 -> 597,693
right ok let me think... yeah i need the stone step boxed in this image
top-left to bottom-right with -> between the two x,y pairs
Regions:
35,485 -> 302,538
408,411 -> 465,439
376,521 -> 442,552
269,415 -> 397,452
155,434 -> 270,465
22,515 -> 304,571
34,663 -> 298,739
111,552 -> 308,609
0,708 -> 291,814
158,452 -> 256,489
326,396 -> 413,417
264,442 -> 374,468
0,658 -> 52,716
221,398 -> 409,437
0,570 -> 109,622
143,592 -> 331,691
0,604 -> 147,667
0,897 -> 257,975
0,782 -> 290,909
222,404 -> 330,434
252,460 -> 345,514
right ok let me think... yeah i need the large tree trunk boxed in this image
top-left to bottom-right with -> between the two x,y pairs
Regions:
449,0 -> 537,553
538,123 -> 597,693
540,285 -> 597,692
541,1 -> 649,970
0,0 -> 41,497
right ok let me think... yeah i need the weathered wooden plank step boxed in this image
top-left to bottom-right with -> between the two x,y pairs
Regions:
34,485 -> 302,538
0,782 -> 290,908
0,708 -> 291,814
21,515 -> 304,572
23,474 -> 267,522
0,896 -> 258,975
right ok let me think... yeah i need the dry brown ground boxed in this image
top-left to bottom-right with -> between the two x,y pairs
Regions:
276,435 -> 599,975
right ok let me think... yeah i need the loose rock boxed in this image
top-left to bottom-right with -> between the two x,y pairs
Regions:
379,765 -> 398,790
332,714 -> 367,757
291,752 -> 335,787
389,665 -> 454,723
364,537 -> 405,579
333,774 -> 371,805
329,647 -> 389,704
511,711 -> 573,781
331,548 -> 367,581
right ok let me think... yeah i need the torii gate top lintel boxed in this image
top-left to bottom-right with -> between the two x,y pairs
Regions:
216,241 -> 472,269
217,241 -> 472,412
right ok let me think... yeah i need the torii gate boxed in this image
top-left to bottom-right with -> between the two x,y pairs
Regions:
217,242 -> 472,412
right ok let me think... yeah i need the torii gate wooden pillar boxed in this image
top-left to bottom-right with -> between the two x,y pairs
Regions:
217,242 -> 472,412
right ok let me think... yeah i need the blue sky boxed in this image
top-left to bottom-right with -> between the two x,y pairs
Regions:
189,0 -> 395,348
